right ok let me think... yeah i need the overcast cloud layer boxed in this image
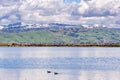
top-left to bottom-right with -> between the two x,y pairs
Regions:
0,0 -> 120,27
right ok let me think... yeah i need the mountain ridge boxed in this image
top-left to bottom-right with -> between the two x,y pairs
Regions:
0,24 -> 120,44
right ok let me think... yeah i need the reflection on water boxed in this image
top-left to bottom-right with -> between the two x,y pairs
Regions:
0,47 -> 120,80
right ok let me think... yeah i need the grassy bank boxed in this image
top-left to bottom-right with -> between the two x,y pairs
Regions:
0,43 -> 120,47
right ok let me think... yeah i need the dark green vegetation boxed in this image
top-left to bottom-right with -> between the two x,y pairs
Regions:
0,27 -> 120,44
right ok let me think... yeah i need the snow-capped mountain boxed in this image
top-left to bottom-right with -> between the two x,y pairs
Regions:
0,22 -> 119,32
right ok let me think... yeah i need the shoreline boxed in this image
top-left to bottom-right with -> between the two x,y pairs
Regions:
0,43 -> 120,47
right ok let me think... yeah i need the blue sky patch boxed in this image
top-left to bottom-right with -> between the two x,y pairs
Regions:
64,0 -> 80,3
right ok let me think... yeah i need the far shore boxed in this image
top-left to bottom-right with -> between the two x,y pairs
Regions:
0,43 -> 120,47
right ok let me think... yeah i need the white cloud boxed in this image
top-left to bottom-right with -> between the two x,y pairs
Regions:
78,1 -> 89,14
0,19 -> 11,24
77,0 -> 120,17
0,0 -> 120,26
8,15 -> 18,20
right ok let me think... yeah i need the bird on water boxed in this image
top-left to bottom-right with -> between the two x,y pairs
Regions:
47,71 -> 59,75
47,71 -> 51,73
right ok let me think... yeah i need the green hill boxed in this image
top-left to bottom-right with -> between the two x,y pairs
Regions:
0,27 -> 120,44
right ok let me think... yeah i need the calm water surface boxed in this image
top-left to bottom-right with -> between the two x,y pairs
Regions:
0,47 -> 120,80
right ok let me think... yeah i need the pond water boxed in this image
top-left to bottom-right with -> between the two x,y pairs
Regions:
0,47 -> 120,80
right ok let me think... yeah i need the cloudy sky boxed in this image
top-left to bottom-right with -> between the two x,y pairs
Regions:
0,0 -> 120,27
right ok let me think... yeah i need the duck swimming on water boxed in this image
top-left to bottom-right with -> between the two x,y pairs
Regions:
47,71 -> 59,75
47,71 -> 51,73
54,72 -> 59,75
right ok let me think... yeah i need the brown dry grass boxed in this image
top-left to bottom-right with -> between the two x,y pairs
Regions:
0,43 -> 120,47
